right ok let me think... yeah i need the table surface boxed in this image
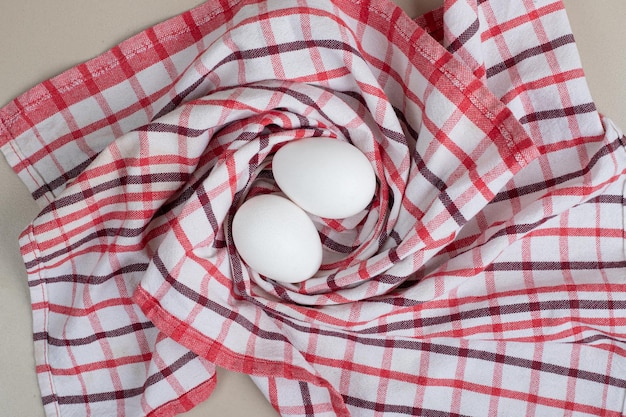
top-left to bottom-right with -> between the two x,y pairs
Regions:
1,2 -> 624,416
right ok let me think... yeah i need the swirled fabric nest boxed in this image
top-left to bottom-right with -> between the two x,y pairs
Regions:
1,0 -> 625,416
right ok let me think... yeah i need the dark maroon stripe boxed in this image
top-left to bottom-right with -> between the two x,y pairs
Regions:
153,174 -> 206,220
387,247 -> 401,264
28,262 -> 149,287
143,350 -> 198,389
447,18 -> 480,55
325,270 -> 343,292
343,394 -> 471,417
380,122 -> 410,146
486,34 -> 576,78
401,339 -> 622,388
153,76 -> 206,120
486,260 -> 626,272
42,389 -> 145,406
358,299 -> 626,336
228,39 -> 361,63
413,149 -> 448,193
374,273 -> 407,287
138,122 -> 208,137
587,194 -> 625,205
299,381 -> 315,417
319,234 -> 361,254
519,102 -> 596,125
576,334 -> 626,345
439,191 -> 467,226
392,105 -> 419,144
24,225 -> 151,268
32,156 -> 96,201
322,268 -> 407,291
493,137 -> 621,203
40,171 -> 191,215
392,110 -> 454,201
34,321 -> 155,346
196,184 -> 220,236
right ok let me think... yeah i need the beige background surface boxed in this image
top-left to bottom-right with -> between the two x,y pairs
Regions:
0,2 -> 623,416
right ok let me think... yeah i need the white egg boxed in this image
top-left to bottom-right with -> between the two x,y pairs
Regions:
273,137 -> 376,219
231,194 -> 323,284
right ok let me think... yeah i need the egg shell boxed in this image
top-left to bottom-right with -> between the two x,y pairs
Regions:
231,194 -> 323,284
273,137 -> 376,219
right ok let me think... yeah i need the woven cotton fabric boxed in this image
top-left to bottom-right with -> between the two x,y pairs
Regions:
1,0 -> 625,416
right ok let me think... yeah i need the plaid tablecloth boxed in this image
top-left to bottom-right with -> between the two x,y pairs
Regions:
1,0 -> 625,416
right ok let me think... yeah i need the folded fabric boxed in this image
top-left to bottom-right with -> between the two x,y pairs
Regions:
1,0 -> 625,416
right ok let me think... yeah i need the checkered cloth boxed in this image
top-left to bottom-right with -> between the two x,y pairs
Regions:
1,0 -> 625,415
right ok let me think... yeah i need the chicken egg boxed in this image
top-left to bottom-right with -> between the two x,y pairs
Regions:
231,194 -> 323,283
273,137 -> 376,219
